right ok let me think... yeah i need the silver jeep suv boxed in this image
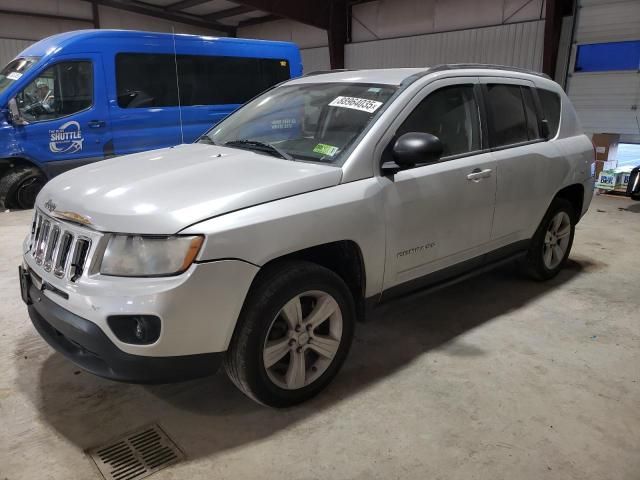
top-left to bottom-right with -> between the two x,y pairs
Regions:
20,65 -> 595,406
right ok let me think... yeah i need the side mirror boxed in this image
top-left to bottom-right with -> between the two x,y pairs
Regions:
7,98 -> 28,126
382,132 -> 443,174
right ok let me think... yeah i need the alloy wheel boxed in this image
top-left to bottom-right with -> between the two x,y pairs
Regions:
543,211 -> 571,269
262,290 -> 343,390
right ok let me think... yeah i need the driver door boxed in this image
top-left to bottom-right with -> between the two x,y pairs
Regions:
380,77 -> 497,293
13,54 -> 111,176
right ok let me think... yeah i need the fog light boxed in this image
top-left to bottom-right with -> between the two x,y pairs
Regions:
108,315 -> 161,345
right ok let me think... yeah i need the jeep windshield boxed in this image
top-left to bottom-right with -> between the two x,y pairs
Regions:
0,57 -> 39,95
202,82 -> 398,164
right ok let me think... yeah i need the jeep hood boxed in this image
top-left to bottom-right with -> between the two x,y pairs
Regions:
36,143 -> 342,234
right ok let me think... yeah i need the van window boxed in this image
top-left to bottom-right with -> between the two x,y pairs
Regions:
396,84 -> 481,157
537,88 -> 561,138
16,61 -> 93,122
485,84 -> 529,147
0,57 -> 39,95
116,53 -> 291,109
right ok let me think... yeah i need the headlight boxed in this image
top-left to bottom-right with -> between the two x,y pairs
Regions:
100,235 -> 204,277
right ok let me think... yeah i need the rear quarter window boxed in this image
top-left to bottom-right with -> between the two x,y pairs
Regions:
537,88 -> 561,138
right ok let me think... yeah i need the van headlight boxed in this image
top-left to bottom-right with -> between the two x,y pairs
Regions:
100,235 -> 204,277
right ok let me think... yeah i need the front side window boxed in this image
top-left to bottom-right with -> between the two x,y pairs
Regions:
0,57 -> 39,95
486,84 -> 529,147
397,84 -> 481,157
203,82 -> 397,164
16,61 -> 92,122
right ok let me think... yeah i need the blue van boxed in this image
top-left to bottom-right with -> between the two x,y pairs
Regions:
0,30 -> 302,208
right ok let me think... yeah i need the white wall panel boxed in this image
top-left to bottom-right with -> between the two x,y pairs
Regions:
238,19 -> 327,48
345,21 -> 545,71
0,38 -> 33,66
565,0 -> 640,137
300,47 -> 330,73
574,0 -> 640,44
351,0 -> 545,42
567,72 -> 640,136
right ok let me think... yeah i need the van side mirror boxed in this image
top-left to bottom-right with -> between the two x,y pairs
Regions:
7,98 -> 28,125
382,132 -> 444,174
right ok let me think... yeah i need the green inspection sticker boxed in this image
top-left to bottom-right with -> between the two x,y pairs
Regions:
313,143 -> 339,156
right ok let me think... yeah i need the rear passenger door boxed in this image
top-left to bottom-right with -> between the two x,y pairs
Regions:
480,77 -> 561,243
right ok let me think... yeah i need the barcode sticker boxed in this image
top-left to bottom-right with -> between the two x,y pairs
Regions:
328,96 -> 383,113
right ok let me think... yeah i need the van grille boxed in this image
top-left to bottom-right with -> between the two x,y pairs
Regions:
29,210 -> 92,282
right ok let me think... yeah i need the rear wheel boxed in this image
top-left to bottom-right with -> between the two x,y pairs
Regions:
0,166 -> 46,210
525,198 -> 575,280
224,261 -> 355,407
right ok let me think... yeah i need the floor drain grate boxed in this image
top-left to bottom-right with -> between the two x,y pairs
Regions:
88,424 -> 184,480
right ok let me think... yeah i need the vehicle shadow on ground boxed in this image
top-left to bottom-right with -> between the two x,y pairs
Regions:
15,257 -> 597,461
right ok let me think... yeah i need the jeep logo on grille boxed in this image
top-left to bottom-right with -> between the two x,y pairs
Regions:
44,199 -> 57,212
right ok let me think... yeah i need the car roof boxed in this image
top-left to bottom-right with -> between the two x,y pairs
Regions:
288,64 -> 551,86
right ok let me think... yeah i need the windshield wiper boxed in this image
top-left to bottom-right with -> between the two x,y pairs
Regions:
224,139 -> 293,160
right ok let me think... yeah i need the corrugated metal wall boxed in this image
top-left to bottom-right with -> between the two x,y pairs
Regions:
344,20 -> 545,71
565,0 -> 640,140
0,38 -> 33,67
300,47 -> 331,73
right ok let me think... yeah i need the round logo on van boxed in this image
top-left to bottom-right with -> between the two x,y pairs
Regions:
49,121 -> 84,154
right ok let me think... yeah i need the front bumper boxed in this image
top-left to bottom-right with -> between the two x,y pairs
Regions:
26,278 -> 223,383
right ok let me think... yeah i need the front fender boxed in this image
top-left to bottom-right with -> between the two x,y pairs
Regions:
181,178 -> 387,298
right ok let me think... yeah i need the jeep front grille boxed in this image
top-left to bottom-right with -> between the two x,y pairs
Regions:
29,210 -> 92,282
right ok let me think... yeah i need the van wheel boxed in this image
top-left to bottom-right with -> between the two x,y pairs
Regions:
525,198 -> 575,280
224,261 -> 355,407
0,166 -> 46,210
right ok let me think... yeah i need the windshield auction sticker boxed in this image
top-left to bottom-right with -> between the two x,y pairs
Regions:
313,143 -> 339,156
7,72 -> 22,80
329,96 -> 383,113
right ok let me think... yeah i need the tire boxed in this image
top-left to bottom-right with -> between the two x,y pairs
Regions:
525,197 -> 576,281
0,166 -> 46,210
224,260 -> 356,407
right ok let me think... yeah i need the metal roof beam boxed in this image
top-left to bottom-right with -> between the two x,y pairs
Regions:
232,1 -> 330,30
82,0 -> 235,34
205,5 -> 256,21
165,0 -> 213,11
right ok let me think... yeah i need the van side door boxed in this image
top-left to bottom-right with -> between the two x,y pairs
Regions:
110,53 -> 181,156
13,54 -> 112,177
379,77 -> 497,294
479,77 -> 561,244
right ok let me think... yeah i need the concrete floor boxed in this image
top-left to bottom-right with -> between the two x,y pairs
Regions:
0,193 -> 638,480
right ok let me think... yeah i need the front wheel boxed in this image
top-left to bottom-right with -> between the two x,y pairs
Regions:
224,261 -> 356,407
525,198 -> 575,280
0,166 -> 46,210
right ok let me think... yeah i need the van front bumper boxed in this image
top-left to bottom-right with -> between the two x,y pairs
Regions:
26,279 -> 222,383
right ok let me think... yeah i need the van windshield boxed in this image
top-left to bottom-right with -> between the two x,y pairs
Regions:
202,82 -> 398,164
0,57 -> 39,95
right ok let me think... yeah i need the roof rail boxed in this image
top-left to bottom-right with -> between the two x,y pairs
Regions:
303,69 -> 354,76
427,63 -> 551,79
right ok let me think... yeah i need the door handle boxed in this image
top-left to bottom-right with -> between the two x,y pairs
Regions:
88,120 -> 106,128
467,168 -> 492,181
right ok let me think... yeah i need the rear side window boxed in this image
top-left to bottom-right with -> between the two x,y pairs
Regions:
485,84 -> 529,147
537,88 -> 561,138
397,84 -> 481,157
116,53 -> 291,108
